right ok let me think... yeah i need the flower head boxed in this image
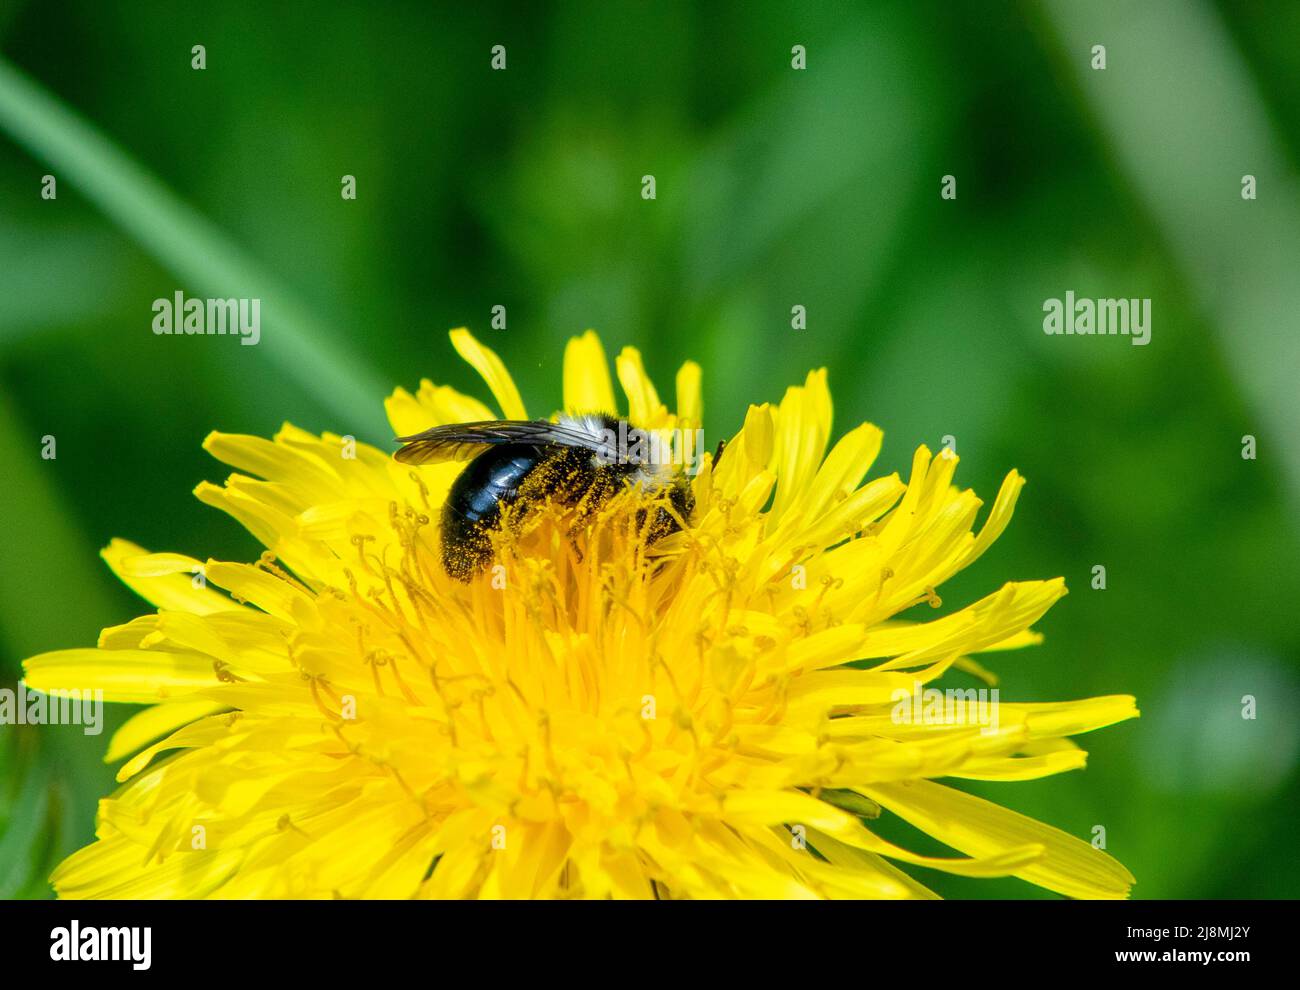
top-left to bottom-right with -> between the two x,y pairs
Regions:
25,328 -> 1137,899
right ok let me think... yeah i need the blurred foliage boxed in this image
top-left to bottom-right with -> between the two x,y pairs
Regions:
0,0 -> 1297,898
0,728 -> 63,899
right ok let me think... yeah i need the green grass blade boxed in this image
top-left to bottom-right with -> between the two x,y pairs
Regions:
1038,0 -> 1300,509
0,56 -> 389,440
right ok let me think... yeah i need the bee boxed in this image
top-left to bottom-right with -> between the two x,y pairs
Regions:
394,414 -> 694,580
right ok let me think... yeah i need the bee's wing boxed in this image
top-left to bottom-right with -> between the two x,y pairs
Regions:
393,420 -> 615,465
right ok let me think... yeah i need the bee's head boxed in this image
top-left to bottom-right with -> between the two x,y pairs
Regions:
560,413 -> 681,490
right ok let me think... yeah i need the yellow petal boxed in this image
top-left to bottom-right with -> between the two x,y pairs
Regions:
815,825 -> 1047,880
615,346 -> 667,427
956,470 -> 1026,570
203,431 -> 336,490
104,698 -> 226,763
385,381 -> 495,437
675,360 -> 702,427
203,561 -> 313,622
24,648 -> 220,703
946,748 -> 1089,781
769,369 -> 832,520
101,539 -> 231,615
52,833 -> 244,899
996,695 -> 1141,738
862,779 -> 1135,898
563,330 -> 617,415
449,328 -> 527,420
780,421 -> 882,527
868,579 -> 1067,670
714,403 -> 775,498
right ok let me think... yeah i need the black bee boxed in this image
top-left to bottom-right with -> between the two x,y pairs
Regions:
394,414 -> 694,580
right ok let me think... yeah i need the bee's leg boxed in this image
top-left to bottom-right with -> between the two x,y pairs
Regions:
640,481 -> 693,546
713,438 -> 728,467
564,465 -> 617,558
666,481 -> 694,533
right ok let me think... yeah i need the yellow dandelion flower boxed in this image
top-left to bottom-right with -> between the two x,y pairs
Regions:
24,328 -> 1138,899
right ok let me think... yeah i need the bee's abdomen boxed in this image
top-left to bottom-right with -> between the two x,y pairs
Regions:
440,444 -> 542,580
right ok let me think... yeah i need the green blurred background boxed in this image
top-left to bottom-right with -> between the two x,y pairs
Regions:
1,0 -> 1297,898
